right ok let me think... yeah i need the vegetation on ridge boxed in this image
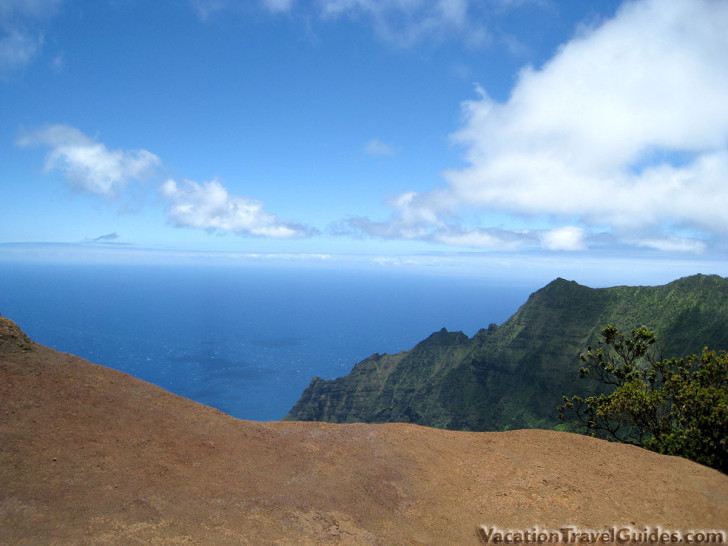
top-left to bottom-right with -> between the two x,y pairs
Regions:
285,274 -> 728,434
559,325 -> 728,473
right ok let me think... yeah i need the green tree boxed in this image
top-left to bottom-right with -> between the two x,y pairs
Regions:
558,325 -> 728,473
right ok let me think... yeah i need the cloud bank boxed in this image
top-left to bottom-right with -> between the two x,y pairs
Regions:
349,0 -> 728,252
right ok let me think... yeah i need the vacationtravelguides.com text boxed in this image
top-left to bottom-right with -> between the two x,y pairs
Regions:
478,526 -> 726,544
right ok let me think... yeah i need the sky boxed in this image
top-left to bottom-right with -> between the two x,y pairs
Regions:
1,0 -> 727,284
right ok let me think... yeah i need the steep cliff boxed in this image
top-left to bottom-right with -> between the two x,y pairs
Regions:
285,274 -> 728,430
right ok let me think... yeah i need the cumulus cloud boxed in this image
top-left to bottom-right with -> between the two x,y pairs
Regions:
161,178 -> 314,238
0,0 -> 62,73
538,227 -> 588,252
351,0 -> 728,252
17,124 -> 162,199
19,124 -> 310,240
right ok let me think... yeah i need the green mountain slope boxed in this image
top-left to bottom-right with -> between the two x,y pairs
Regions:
284,274 -> 728,431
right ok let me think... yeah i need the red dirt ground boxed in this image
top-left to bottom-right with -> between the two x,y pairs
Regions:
2,315 -> 726,544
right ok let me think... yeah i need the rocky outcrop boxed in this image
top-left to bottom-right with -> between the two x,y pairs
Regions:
0,314 -> 33,352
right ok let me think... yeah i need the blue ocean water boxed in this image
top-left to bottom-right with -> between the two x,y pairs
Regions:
0,263 -> 533,421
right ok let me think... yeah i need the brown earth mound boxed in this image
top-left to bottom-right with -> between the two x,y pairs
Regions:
1,314 -> 726,544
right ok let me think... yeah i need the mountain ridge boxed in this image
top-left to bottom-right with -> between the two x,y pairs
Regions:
285,274 -> 728,430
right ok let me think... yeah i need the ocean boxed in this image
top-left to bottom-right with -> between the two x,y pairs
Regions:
0,262 -> 534,421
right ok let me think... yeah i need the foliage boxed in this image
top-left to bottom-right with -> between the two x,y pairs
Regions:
559,325 -> 728,473
287,275 -> 728,432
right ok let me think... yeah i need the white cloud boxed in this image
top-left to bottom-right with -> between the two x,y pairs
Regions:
344,190 -> 450,240
352,0 -> 728,253
430,227 -> 530,250
538,226 -> 587,252
346,214 -> 595,251
17,124 -> 161,199
448,0 -> 728,234
631,235 -> 707,254
19,124 -> 309,240
161,178 -> 314,238
0,0 -> 62,73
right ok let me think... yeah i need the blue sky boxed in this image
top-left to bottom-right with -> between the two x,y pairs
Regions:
1,0 -> 727,283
